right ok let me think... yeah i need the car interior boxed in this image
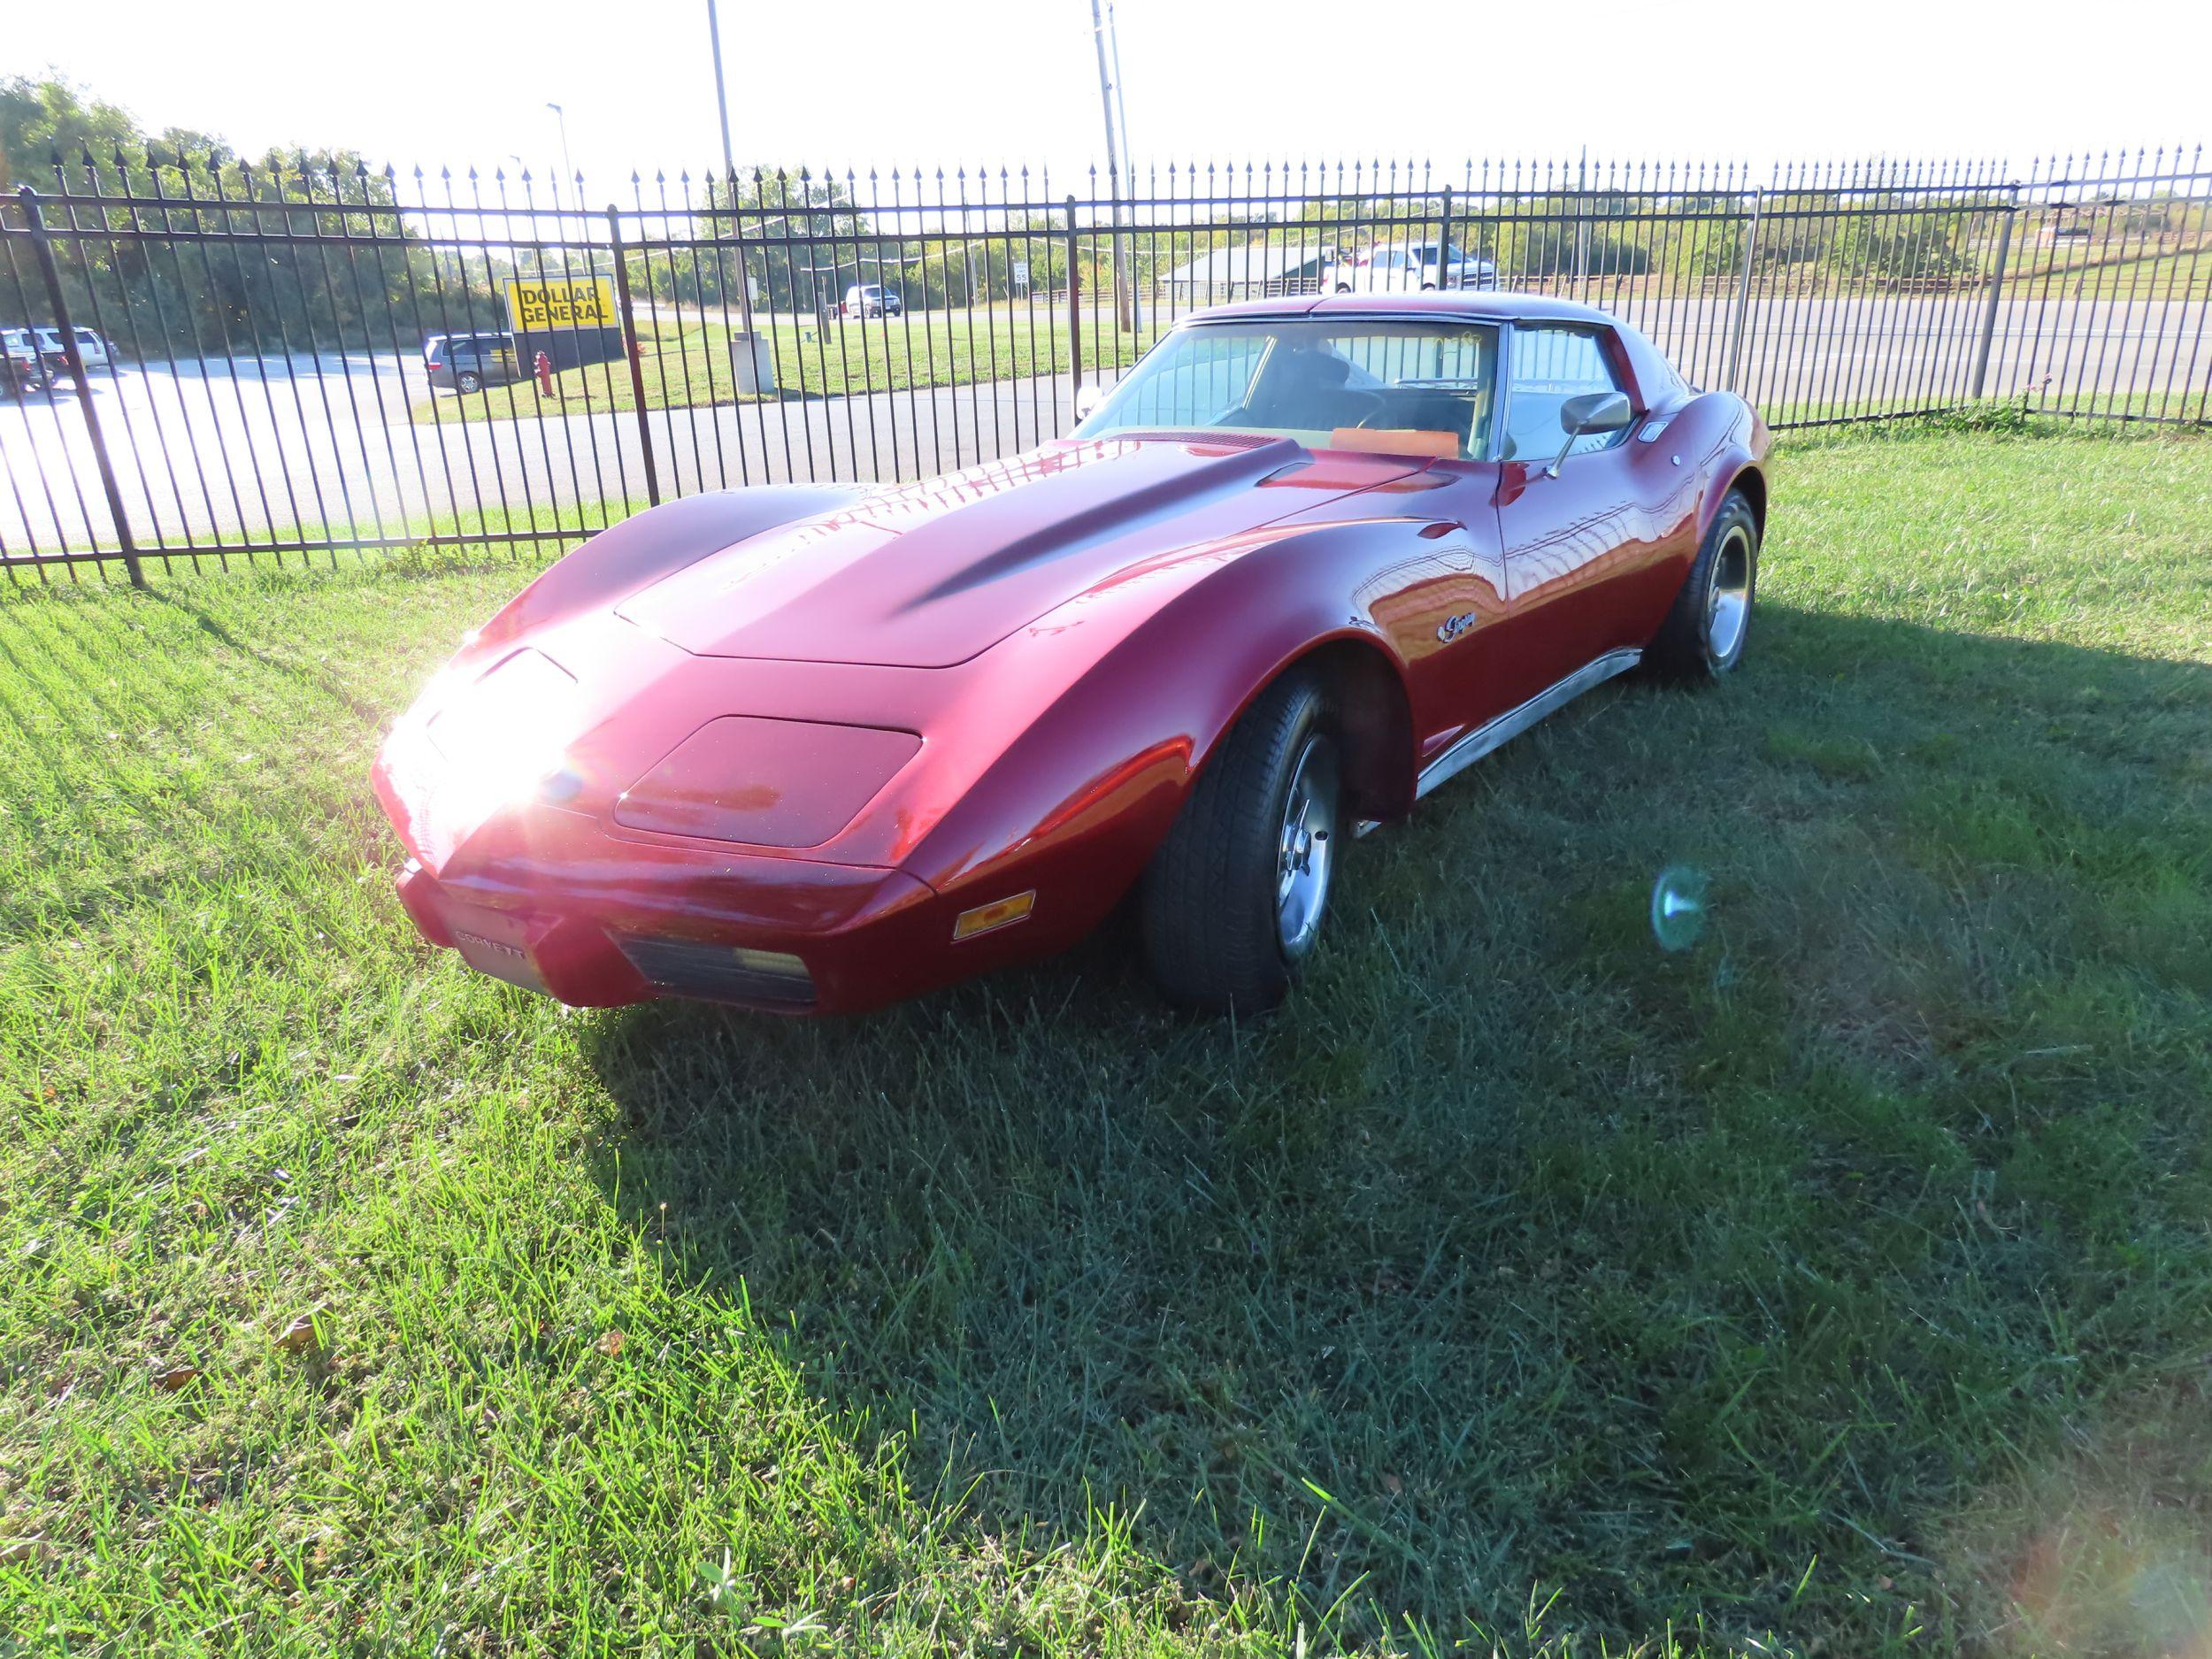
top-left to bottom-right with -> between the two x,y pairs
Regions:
1216,342 -> 1492,459
1085,322 -> 1595,462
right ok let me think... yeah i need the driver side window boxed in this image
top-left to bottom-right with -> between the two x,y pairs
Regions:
1505,327 -> 1626,463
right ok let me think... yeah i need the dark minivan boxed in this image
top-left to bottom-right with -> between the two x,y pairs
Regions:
424,332 -> 520,392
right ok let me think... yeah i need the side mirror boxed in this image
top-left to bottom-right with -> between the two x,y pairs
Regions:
1546,390 -> 1633,477
1073,381 -> 1104,424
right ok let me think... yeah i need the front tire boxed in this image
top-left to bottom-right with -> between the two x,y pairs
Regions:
1648,488 -> 1759,680
1141,672 -> 1340,1012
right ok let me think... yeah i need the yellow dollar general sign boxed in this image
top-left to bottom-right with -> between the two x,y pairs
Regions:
505,276 -> 616,331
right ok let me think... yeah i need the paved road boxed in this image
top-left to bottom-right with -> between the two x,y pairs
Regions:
3,293 -> 2203,562
0,350 -> 1081,557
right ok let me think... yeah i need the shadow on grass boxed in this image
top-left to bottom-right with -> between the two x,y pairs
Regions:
149,591 -> 390,724
576,604 -> 2212,1649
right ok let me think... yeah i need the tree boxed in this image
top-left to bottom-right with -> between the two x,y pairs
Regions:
0,75 -> 140,195
3,74 -> 504,356
1827,201 -> 1976,282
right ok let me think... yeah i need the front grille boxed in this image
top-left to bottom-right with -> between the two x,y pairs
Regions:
614,934 -> 818,1010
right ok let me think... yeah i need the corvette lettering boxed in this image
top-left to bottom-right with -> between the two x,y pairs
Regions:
452,930 -> 527,962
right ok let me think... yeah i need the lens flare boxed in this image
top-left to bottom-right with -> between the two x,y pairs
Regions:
427,649 -> 580,829
1650,864 -> 1709,952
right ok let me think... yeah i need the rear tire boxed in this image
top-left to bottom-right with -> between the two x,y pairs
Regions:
1141,672 -> 1340,1013
1648,488 -> 1759,680
455,370 -> 484,394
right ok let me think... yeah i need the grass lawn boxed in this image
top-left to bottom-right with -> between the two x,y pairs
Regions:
2002,237 -> 2212,302
414,310 -> 1161,424
3,425 -> 2210,1655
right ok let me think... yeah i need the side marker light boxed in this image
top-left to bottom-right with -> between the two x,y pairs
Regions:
953,890 -> 1036,941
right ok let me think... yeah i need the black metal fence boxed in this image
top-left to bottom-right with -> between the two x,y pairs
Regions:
2,147 -> 2206,582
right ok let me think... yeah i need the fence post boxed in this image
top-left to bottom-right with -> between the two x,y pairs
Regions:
1724,186 -> 1764,394
1065,195 -> 1083,423
606,204 -> 661,507
1574,148 -> 1589,297
1439,185 -> 1455,288
1970,188 -> 2018,400
19,185 -> 143,588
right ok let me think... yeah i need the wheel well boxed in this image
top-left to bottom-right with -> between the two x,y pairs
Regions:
1729,465 -> 1768,540
1288,638 -> 1416,823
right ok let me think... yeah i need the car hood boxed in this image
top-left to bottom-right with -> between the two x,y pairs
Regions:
616,435 -> 1422,668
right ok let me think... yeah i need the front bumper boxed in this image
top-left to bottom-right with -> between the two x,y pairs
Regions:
393,847 -> 954,1015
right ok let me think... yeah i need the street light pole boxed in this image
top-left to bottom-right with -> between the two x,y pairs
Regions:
545,102 -> 576,212
707,0 -> 738,189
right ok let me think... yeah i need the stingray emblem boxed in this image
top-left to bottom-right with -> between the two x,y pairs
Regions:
1436,611 -> 1479,643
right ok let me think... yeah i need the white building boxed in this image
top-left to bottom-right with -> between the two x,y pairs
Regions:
1158,242 -> 1337,301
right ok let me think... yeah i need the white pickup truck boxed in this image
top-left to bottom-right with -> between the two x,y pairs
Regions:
1335,242 -> 1498,294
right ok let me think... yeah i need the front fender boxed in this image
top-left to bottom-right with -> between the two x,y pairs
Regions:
901,519 -> 1420,932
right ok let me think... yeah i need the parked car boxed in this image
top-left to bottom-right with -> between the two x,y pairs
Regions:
32,325 -> 112,371
424,332 -> 520,393
2,329 -> 47,396
840,284 -> 902,319
373,292 -> 1769,1017
1337,242 -> 1497,293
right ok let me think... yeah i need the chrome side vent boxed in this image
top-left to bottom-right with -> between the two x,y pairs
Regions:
614,935 -> 817,1010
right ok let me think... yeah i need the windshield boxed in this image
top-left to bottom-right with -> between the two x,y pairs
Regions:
1076,319 -> 1496,460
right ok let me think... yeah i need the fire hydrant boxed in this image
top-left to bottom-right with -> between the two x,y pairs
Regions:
534,349 -> 554,397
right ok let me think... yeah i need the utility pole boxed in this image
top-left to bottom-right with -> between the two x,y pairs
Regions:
1087,0 -> 1134,331
703,0 -> 757,345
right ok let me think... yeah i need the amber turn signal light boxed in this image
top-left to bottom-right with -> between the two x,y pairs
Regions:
952,890 -> 1035,941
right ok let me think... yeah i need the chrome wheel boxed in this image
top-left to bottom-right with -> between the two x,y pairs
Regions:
1707,523 -> 1754,664
1275,733 -> 1339,958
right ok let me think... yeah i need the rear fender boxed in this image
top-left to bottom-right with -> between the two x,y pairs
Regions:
1668,392 -> 1771,545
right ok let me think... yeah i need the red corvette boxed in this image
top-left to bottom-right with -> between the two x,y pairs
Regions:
373,293 -> 1770,1014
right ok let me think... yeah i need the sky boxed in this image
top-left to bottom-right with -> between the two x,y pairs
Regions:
10,0 -> 2209,193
